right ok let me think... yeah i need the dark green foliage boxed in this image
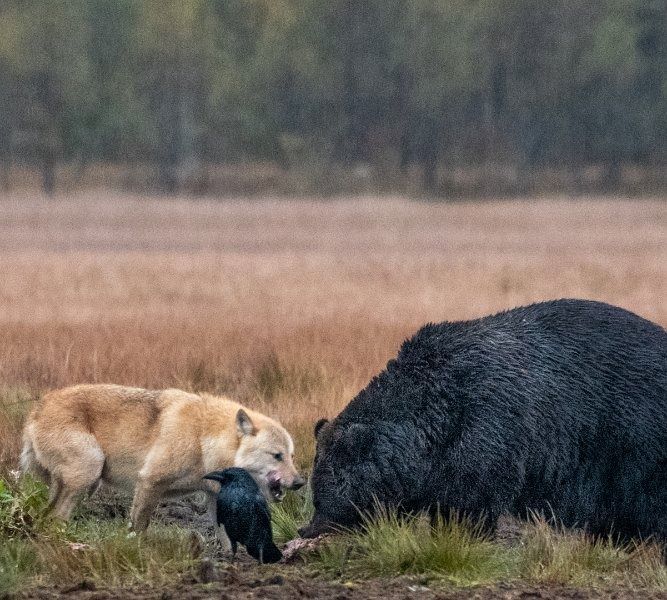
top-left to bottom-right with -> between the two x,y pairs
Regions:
0,0 -> 664,194
0,476 -> 50,539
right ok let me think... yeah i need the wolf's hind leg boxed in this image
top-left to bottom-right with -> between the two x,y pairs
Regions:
51,432 -> 104,520
51,486 -> 83,520
86,479 -> 103,498
46,477 -> 62,512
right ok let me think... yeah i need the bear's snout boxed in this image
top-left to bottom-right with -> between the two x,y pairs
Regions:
297,524 -> 317,538
298,516 -> 331,538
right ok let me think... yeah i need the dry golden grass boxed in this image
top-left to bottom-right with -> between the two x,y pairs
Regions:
0,192 -> 665,473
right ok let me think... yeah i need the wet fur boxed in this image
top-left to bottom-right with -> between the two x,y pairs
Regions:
303,299 -> 667,543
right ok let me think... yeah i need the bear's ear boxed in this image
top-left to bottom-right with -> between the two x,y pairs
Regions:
236,409 -> 256,437
314,418 -> 329,439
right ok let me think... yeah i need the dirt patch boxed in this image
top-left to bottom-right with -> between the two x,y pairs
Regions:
16,570 -> 667,600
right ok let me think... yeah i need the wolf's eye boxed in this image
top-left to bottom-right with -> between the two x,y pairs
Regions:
273,453 -> 283,461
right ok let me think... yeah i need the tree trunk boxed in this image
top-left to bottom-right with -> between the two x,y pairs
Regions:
0,126 -> 10,192
607,157 -> 622,191
156,69 -> 180,194
422,153 -> 437,194
0,85 -> 11,192
341,0 -> 362,164
395,65 -> 411,177
420,122 -> 439,194
0,158 -> 10,192
399,130 -> 410,175
42,152 -> 56,196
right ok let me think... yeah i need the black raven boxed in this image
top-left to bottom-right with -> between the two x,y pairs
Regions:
203,468 -> 282,563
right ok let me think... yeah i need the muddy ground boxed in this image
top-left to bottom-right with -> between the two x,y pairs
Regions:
13,492 -> 667,600
21,572 -> 667,600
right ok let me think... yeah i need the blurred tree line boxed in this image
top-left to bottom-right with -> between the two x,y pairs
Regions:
0,0 -> 664,195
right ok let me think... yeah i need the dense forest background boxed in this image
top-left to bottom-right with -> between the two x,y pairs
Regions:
0,0 -> 665,196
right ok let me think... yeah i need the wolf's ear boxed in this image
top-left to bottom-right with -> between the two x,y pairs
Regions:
236,409 -> 256,437
314,418 -> 329,439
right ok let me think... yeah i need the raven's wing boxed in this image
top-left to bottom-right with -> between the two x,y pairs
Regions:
245,497 -> 282,563
222,494 -> 253,546
244,506 -> 264,561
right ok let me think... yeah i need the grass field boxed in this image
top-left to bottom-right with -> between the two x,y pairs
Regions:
0,192 -> 665,598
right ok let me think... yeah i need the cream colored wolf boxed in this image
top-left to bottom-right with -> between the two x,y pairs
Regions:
21,384 -> 304,540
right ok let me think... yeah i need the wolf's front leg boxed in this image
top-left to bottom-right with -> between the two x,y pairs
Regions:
130,478 -> 165,532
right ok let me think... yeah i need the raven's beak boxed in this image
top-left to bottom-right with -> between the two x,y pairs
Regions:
202,471 -> 225,483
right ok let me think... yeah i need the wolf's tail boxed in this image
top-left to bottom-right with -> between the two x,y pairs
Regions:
19,424 -> 49,481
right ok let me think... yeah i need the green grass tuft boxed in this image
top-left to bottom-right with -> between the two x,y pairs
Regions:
310,507 -> 513,586
0,475 -> 51,538
36,520 -> 199,588
271,487 -> 314,544
0,539 -> 40,595
518,517 -> 667,588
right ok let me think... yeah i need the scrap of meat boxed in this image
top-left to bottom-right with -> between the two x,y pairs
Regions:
282,536 -> 325,561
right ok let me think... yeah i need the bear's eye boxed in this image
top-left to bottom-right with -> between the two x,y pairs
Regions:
273,453 -> 283,461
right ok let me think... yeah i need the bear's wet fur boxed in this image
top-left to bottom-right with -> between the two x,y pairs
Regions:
301,299 -> 666,543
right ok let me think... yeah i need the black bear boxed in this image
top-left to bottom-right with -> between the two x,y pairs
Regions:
299,299 -> 666,544
204,468 -> 282,563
